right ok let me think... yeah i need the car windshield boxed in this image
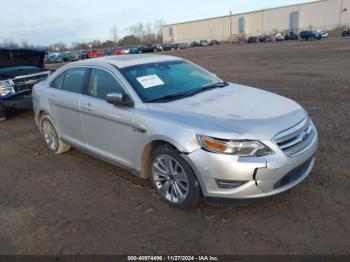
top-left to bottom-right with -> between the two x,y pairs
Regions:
120,60 -> 223,102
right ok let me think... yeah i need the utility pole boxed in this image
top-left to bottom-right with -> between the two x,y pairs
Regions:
339,0 -> 344,28
230,10 -> 233,41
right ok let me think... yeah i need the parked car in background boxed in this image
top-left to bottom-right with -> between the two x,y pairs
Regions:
191,41 -> 201,47
285,31 -> 299,40
104,49 -> 114,56
299,31 -> 322,40
139,44 -> 157,53
47,53 -> 62,63
128,47 -> 140,54
48,52 -> 70,63
161,43 -> 174,51
66,51 -> 80,61
154,44 -> 163,52
341,29 -> 350,37
178,43 -> 191,49
33,54 -> 318,209
210,40 -> 220,46
200,40 -> 210,47
79,50 -> 88,60
316,29 -> 328,38
113,49 -> 123,56
0,48 -> 51,121
258,35 -> 273,42
274,33 -> 284,41
121,47 -> 130,55
247,36 -> 258,43
87,50 -> 104,58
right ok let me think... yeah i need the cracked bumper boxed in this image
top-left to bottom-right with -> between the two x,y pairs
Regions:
183,129 -> 318,200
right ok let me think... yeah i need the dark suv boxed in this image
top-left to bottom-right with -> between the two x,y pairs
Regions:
299,31 -> 322,40
285,31 -> 299,40
139,44 -> 157,53
0,48 -> 51,120
342,29 -> 350,37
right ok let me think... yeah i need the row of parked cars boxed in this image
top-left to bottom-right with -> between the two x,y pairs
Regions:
45,28 -> 350,64
248,30 -> 329,43
46,40 -> 220,63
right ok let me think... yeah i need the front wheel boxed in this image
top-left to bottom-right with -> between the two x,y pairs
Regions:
150,145 -> 202,209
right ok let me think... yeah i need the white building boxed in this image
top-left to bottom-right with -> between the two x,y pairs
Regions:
162,0 -> 350,43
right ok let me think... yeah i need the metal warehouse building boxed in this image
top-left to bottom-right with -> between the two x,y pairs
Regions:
162,0 -> 350,43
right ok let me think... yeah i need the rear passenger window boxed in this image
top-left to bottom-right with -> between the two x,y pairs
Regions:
51,68 -> 87,93
87,69 -> 124,100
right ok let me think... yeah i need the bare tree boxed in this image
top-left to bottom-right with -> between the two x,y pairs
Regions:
3,39 -> 19,48
48,42 -> 67,52
129,22 -> 145,40
154,19 -> 165,41
20,40 -> 30,48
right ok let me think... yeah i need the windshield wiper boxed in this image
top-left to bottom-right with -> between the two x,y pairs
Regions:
146,82 -> 229,103
195,81 -> 229,93
146,91 -> 197,103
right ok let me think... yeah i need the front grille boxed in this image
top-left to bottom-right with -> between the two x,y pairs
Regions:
12,71 -> 50,92
273,117 -> 315,157
273,157 -> 313,189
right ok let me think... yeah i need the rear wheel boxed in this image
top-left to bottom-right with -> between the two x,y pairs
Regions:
150,145 -> 202,209
40,114 -> 71,154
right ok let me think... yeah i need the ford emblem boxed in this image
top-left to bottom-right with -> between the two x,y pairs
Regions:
302,132 -> 310,141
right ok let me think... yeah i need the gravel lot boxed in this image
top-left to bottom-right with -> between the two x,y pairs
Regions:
1,37 -> 349,255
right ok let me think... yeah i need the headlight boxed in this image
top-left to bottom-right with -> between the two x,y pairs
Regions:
197,135 -> 273,156
0,80 -> 15,96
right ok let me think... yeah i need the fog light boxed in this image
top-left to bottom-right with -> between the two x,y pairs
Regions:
215,179 -> 248,189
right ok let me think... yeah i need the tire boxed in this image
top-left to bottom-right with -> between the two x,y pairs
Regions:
40,114 -> 71,154
150,145 -> 202,209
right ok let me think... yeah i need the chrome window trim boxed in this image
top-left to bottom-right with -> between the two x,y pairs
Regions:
49,65 -> 135,104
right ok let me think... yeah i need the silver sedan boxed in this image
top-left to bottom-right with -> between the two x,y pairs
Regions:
33,54 -> 318,209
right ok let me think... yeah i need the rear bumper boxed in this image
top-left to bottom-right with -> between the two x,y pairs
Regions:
183,125 -> 318,200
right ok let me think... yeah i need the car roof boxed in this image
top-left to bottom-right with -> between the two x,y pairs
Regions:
71,54 -> 183,68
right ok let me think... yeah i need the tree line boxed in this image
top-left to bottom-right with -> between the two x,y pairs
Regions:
0,20 -> 164,52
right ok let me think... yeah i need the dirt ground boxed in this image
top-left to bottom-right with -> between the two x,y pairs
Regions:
0,37 -> 349,255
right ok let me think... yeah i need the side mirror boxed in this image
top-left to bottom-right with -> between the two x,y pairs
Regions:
106,93 -> 133,107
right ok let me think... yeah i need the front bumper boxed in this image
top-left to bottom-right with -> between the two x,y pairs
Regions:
0,91 -> 33,110
183,125 -> 318,200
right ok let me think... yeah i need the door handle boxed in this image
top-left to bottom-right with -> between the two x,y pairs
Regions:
48,95 -> 55,102
82,103 -> 94,111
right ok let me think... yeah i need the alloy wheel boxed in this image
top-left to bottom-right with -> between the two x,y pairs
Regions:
152,155 -> 189,203
42,119 -> 58,151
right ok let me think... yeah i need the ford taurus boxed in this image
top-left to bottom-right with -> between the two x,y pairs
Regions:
33,55 -> 318,209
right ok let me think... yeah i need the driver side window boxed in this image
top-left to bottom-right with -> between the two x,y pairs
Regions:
87,69 -> 124,100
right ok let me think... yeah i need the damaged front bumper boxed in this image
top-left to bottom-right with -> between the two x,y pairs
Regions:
182,128 -> 318,200
0,90 -> 33,110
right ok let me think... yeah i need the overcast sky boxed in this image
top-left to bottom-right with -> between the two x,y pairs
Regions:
1,0 -> 316,46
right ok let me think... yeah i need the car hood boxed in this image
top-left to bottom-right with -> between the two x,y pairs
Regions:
146,83 -> 307,140
0,48 -> 46,70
